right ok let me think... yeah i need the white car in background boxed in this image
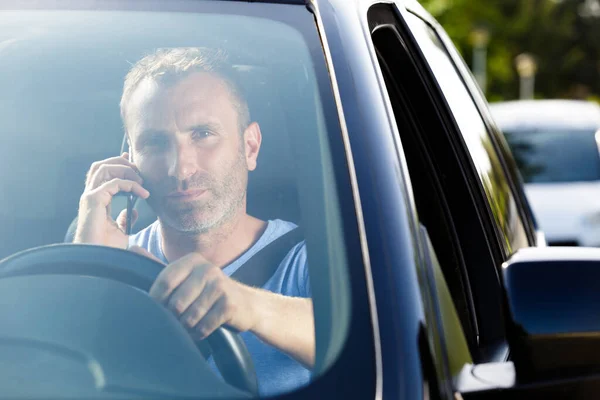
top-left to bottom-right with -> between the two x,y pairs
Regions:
491,100 -> 600,246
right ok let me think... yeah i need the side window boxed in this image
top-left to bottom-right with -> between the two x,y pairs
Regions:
368,4 -> 517,364
404,13 -> 530,257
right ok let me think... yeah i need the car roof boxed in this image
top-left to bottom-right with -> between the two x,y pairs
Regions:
220,0 -> 305,3
489,99 -> 600,132
234,0 -> 427,12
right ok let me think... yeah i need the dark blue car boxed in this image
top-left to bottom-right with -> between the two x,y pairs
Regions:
0,0 -> 597,399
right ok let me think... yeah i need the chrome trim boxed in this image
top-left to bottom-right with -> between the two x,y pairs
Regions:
536,230 -> 547,247
308,0 -> 383,398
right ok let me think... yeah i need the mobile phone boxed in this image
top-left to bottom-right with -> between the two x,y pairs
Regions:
125,145 -> 136,235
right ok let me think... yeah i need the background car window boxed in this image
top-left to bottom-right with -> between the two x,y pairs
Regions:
405,13 -> 530,256
504,129 -> 600,183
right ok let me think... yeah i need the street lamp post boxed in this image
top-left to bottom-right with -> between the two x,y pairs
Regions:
470,27 -> 490,94
515,53 -> 538,100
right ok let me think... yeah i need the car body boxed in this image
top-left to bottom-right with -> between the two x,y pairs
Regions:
490,100 -> 600,246
0,1 -> 598,399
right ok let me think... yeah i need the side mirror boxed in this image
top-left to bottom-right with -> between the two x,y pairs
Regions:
503,247 -> 600,383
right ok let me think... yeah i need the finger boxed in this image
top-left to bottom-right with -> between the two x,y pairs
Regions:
193,297 -> 229,340
89,164 -> 143,190
179,279 -> 223,330
86,156 -> 139,185
128,245 -> 165,265
116,209 -> 138,232
167,268 -> 214,316
149,253 -> 208,303
82,179 -> 149,210
96,178 -> 149,199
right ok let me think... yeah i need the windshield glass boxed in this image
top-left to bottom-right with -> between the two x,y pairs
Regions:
503,129 -> 600,184
0,3 -> 353,398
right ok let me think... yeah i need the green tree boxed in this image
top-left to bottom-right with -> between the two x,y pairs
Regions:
420,0 -> 600,102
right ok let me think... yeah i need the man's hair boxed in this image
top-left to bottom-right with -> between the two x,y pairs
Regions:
120,47 -> 250,134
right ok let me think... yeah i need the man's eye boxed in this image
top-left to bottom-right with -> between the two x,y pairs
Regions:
192,130 -> 213,140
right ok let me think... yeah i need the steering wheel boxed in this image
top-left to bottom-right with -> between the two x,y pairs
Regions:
0,244 -> 259,396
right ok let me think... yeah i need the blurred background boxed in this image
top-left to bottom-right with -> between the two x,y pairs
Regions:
420,0 -> 600,102
421,0 -> 600,247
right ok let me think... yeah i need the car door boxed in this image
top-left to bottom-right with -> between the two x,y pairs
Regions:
364,1 -> 540,397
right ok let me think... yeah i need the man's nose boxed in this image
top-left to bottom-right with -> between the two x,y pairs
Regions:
168,143 -> 198,181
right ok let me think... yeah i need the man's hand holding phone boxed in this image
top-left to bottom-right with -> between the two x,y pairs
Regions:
74,152 -> 150,249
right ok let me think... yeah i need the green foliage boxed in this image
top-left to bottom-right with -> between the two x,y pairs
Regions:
420,0 -> 600,102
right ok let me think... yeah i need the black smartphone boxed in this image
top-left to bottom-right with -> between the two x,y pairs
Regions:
125,145 -> 136,235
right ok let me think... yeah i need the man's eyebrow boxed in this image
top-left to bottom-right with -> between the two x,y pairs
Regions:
138,129 -> 169,138
136,123 -> 223,144
136,129 -> 169,145
187,122 -> 223,132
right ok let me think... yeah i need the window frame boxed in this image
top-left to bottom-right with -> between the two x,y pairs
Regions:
370,21 -> 479,352
367,2 -> 532,364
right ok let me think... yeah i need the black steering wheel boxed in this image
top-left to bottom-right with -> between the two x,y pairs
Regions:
0,244 -> 259,396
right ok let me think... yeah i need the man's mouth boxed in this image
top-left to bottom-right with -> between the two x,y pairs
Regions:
166,189 -> 207,201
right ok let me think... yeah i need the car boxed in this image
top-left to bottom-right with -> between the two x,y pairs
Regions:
490,100 -> 600,247
0,1 -> 599,399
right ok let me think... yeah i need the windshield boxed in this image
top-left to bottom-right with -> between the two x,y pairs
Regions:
0,3 -> 353,398
504,128 -> 600,184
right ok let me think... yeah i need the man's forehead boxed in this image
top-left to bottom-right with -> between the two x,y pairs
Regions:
125,72 -> 237,133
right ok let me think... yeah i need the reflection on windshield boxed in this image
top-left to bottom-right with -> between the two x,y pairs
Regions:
0,6 -> 353,398
504,129 -> 600,184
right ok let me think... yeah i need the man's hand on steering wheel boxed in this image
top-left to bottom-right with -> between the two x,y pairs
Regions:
129,246 -> 260,339
0,245 -> 259,396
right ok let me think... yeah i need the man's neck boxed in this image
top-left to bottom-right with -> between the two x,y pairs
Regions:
159,211 -> 267,268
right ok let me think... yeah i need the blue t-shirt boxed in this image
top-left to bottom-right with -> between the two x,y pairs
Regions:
129,219 -> 311,396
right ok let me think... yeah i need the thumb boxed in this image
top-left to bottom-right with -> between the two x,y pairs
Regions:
116,208 -> 138,232
128,245 -> 165,265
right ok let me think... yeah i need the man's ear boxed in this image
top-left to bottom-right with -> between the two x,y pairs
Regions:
243,122 -> 262,171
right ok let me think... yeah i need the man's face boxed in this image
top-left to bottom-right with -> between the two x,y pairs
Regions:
125,72 -> 259,233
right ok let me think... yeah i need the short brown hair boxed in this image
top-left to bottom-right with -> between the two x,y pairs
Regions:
120,47 -> 250,134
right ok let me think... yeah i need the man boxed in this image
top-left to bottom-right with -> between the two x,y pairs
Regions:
74,47 -> 313,396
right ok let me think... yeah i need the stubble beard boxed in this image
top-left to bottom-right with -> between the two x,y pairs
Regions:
147,151 -> 248,235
